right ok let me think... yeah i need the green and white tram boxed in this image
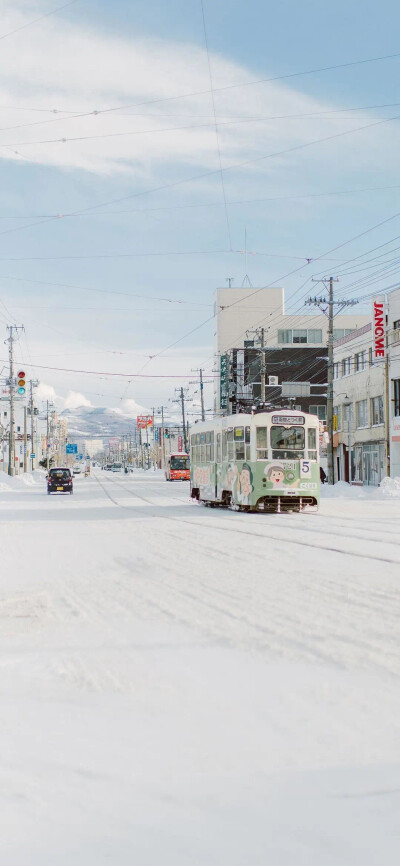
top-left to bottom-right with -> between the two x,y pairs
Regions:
190,409 -> 320,512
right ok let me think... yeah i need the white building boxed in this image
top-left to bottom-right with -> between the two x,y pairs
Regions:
387,289 -> 400,478
215,285 -> 369,412
332,324 -> 387,485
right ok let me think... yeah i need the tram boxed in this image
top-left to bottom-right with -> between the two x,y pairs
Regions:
189,409 -> 320,512
165,452 -> 190,481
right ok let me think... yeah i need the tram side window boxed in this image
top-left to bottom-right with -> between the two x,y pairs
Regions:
256,427 -> 268,459
204,430 -> 214,461
222,430 -> 227,461
245,426 -> 251,460
234,427 -> 245,460
216,433 -> 221,463
308,428 -> 318,461
227,428 -> 234,461
271,426 -> 305,459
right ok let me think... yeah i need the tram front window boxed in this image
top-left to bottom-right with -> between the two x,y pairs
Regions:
271,425 -> 305,460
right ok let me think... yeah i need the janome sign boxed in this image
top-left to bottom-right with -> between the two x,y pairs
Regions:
373,297 -> 385,360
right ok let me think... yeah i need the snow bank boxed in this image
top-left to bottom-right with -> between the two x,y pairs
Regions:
0,470 -> 45,492
321,480 -> 380,499
379,475 -> 400,497
321,477 -> 400,499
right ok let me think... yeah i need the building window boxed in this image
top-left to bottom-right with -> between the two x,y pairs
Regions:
309,404 -> 326,421
333,405 -> 342,431
333,328 -> 355,341
278,329 -> 292,344
394,379 -> 400,416
394,319 -> 400,330
342,357 -> 352,376
307,329 -> 322,343
333,362 -> 340,379
293,329 -> 307,343
343,402 -> 353,424
356,399 -> 368,428
371,396 -> 384,426
355,351 -> 367,372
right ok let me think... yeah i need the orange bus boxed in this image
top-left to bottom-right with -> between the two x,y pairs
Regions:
165,452 -> 190,481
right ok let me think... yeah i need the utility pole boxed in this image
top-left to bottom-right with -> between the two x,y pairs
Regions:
190,368 -> 206,421
45,400 -> 54,472
29,381 -> 38,471
306,278 -> 358,485
246,327 -> 267,405
6,325 -> 24,477
174,387 -> 188,453
23,406 -> 28,473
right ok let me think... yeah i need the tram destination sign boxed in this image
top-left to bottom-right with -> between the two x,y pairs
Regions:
272,414 -> 305,425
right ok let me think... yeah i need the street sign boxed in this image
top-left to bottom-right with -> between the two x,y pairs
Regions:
31,453 -> 35,459
220,354 -> 229,410
66,443 -> 78,454
137,415 -> 153,429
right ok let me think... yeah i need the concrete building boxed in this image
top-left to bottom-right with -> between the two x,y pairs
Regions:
387,288 -> 400,478
215,285 -> 369,413
332,324 -> 387,485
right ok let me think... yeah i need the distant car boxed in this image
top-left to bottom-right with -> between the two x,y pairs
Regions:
103,464 -> 113,471
47,467 -> 73,495
73,465 -> 82,475
112,462 -> 122,472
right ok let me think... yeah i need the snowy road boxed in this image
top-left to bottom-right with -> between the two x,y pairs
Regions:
1,470 -> 400,864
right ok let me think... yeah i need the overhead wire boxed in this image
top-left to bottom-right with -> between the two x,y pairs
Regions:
0,0 -> 79,42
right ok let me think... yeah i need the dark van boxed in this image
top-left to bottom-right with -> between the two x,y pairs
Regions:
47,467 -> 73,495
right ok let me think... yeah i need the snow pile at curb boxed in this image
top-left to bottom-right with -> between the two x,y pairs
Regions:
0,470 -> 45,493
321,481 -> 380,499
379,476 -> 400,497
321,477 -> 400,499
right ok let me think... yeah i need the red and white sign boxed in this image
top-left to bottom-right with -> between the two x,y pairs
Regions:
137,415 -> 153,429
373,297 -> 385,359
178,435 -> 183,452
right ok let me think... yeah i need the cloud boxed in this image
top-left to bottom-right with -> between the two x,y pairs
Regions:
64,390 -> 92,409
36,382 -> 58,402
0,1 -> 398,185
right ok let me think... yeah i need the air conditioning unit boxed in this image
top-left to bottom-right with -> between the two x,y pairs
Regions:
268,376 -> 279,386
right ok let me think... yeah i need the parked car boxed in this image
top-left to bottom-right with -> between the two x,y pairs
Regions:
47,467 -> 73,495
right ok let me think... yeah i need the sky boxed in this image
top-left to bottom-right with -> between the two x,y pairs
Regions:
1,0 -> 400,418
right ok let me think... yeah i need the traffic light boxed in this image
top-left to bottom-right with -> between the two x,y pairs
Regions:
17,370 -> 26,396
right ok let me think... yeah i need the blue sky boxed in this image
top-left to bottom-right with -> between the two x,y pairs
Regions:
1,0 -> 400,415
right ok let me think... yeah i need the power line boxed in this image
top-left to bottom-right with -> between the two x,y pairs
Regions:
200,0 -> 232,250
0,0 -> 79,42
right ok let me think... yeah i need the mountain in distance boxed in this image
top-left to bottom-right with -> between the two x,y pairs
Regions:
60,404 -> 141,441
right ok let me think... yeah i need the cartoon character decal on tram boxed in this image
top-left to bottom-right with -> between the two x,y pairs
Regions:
236,463 -> 254,505
264,463 -> 299,489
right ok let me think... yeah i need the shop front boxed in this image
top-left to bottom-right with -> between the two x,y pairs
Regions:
353,441 -> 386,486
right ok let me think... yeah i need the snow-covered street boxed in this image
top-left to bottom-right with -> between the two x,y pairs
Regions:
1,470 -> 400,864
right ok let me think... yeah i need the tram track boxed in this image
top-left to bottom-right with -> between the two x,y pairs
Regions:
93,473 -> 400,566
90,474 -> 400,672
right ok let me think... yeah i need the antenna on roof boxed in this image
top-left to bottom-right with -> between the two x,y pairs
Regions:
242,227 -> 252,287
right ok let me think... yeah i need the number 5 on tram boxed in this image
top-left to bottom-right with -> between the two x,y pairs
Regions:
189,410 -> 320,512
